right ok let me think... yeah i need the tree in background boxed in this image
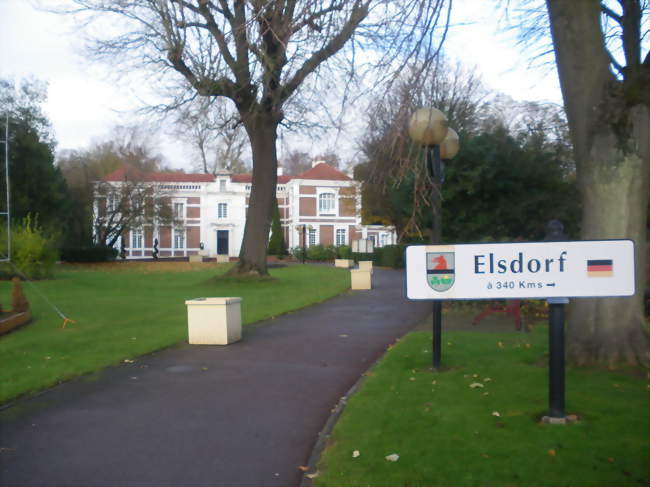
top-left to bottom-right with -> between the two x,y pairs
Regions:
508,0 -> 649,366
175,97 -> 249,175
58,0 -> 453,276
58,128 -> 169,247
281,149 -> 313,176
355,58 -> 579,243
0,78 -> 69,236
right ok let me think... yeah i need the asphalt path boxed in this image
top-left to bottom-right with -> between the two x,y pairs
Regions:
0,268 -> 429,487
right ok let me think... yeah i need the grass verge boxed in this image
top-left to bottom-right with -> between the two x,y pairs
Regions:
0,262 -> 349,404
314,327 -> 649,487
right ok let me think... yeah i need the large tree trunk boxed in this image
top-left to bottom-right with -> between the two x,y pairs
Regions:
566,106 -> 650,367
229,112 -> 279,276
547,0 -> 650,367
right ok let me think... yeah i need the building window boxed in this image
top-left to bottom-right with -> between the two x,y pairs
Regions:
308,228 -> 317,247
218,203 -> 228,219
132,228 -> 143,249
318,193 -> 336,215
219,179 -> 226,192
335,229 -> 346,246
173,229 -> 185,249
107,193 -> 117,212
174,202 -> 185,220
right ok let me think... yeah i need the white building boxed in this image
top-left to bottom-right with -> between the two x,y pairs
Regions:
96,161 -> 396,259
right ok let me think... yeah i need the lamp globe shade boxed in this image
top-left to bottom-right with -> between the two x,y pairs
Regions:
408,108 -> 448,146
440,128 -> 459,160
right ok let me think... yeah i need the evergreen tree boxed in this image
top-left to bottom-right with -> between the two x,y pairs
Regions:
268,198 -> 286,256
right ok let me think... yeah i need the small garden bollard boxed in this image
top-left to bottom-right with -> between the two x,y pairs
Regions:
185,297 -> 242,345
335,259 -> 353,268
350,269 -> 372,290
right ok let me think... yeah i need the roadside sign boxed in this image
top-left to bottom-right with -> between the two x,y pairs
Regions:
406,240 -> 635,300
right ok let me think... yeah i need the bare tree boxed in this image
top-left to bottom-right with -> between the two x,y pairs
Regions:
280,148 -> 312,175
175,97 -> 249,174
507,0 -> 649,366
55,0 -> 452,276
93,172 -> 173,248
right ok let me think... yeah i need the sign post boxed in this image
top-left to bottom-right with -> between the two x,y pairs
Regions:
406,239 -> 635,421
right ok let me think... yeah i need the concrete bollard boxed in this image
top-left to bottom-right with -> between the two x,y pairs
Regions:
189,254 -> 204,263
335,259 -> 353,268
358,260 -> 373,272
216,254 -> 230,264
350,269 -> 372,290
185,297 -> 242,345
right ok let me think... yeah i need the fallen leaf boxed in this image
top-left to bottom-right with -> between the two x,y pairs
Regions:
409,377 -> 415,381
431,380 -> 437,385
492,411 -> 500,417
306,472 -> 319,479
483,377 -> 492,382
607,457 -> 615,463
483,392 -> 489,396
385,453 -> 399,462
498,341 -> 504,348
472,374 -> 479,378
525,343 -> 531,348
469,382 -> 484,389
339,334 -> 348,338
482,453 -> 490,458
352,450 -> 360,458
298,466 -> 309,472
123,359 -> 135,364
548,449 -> 556,457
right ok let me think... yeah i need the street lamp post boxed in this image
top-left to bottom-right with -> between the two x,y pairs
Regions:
408,108 -> 459,371
296,224 -> 312,264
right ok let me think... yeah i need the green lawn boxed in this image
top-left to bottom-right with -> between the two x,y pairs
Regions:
315,327 -> 649,487
0,262 -> 350,404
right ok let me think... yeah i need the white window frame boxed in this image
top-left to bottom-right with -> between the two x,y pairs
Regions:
107,193 -> 117,213
217,202 -> 228,219
173,201 -> 185,220
173,228 -> 186,249
318,191 -> 336,216
131,228 -> 143,249
335,228 -> 346,247
219,179 -> 227,192
308,227 -> 317,247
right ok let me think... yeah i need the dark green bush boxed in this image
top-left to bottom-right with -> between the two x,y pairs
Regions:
306,244 -> 337,261
60,245 -> 118,263
290,246 -> 306,261
377,245 -> 406,268
336,245 -> 352,259
351,252 -> 375,263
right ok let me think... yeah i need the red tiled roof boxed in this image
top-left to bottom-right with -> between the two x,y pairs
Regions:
231,174 -> 293,184
103,166 -> 214,183
296,163 -> 351,181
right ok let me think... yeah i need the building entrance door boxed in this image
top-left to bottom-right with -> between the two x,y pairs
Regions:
216,230 -> 229,255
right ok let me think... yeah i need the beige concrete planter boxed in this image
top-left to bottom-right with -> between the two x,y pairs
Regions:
216,255 -> 230,264
189,254 -> 204,263
350,269 -> 372,290
185,297 -> 242,345
358,260 -> 373,272
335,259 -> 353,268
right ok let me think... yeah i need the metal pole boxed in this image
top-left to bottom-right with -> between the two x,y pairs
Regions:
428,145 -> 443,370
548,303 -> 565,417
302,225 -> 306,264
2,113 -> 9,261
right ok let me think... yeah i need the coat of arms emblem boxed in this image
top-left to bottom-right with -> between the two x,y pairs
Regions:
426,252 -> 455,292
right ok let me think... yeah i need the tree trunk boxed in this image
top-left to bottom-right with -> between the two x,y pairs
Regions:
567,106 -> 650,367
546,0 -> 650,367
228,113 -> 279,276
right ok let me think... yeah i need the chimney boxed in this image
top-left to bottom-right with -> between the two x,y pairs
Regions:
312,160 -> 325,168
277,166 -> 284,176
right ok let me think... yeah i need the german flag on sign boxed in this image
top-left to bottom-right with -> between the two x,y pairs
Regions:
587,259 -> 613,277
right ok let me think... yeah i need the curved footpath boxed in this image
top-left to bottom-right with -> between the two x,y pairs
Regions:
0,268 -> 429,487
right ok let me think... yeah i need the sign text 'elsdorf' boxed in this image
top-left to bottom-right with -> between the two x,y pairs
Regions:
406,240 -> 635,300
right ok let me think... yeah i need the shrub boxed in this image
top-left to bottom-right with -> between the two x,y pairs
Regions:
60,245 -> 118,263
336,245 -> 352,259
268,200 -> 287,256
291,246 -> 306,261
0,215 -> 58,279
376,244 -> 406,268
306,244 -> 337,261
351,252 -> 375,263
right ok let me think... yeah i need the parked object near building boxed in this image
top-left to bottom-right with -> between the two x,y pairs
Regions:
94,161 -> 396,259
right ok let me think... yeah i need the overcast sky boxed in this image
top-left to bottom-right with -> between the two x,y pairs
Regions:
0,0 -> 563,171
